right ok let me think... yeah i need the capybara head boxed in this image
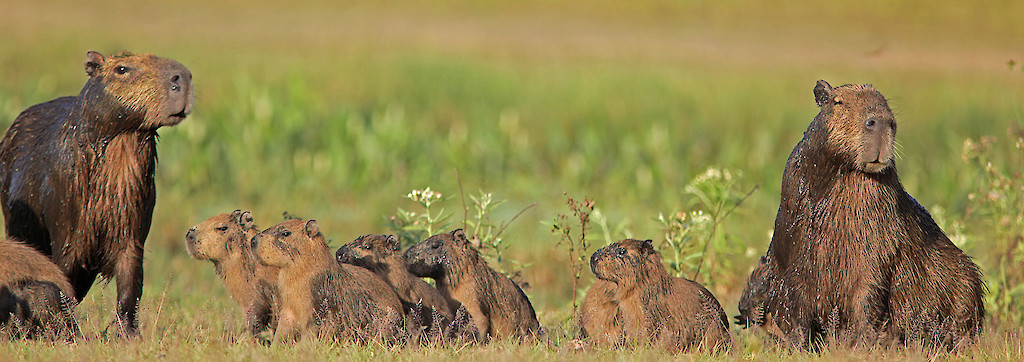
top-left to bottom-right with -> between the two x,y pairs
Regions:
252,219 -> 326,268
336,234 -> 401,268
812,80 -> 896,173
81,51 -> 193,130
185,210 -> 255,261
404,229 -> 472,279
590,239 -> 662,287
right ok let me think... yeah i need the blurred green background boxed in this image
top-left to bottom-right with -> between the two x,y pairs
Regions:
1,0 -> 1021,354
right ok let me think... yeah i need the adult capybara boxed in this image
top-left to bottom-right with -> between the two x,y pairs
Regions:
186,210 -> 279,338
0,238 -> 79,340
336,234 -> 457,342
590,239 -> 730,353
251,218 -> 405,344
745,80 -> 984,349
404,229 -> 541,342
0,51 -> 192,337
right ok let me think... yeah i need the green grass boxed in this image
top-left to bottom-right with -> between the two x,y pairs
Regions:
1,0 -> 1022,359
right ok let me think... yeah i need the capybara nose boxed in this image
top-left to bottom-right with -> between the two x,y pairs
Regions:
170,74 -> 182,92
185,228 -> 196,242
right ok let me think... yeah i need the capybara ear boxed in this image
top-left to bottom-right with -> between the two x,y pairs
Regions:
814,79 -> 833,107
639,239 -> 656,255
452,229 -> 469,244
304,220 -> 321,239
385,235 -> 400,251
85,51 -> 105,77
239,211 -> 255,229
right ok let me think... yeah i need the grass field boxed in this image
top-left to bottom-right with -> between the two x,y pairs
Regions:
1,0 -> 1023,359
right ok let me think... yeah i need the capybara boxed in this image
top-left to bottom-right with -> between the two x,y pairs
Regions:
251,218 -> 405,344
403,229 -> 541,341
0,238 -> 79,340
0,51 -> 192,336
590,239 -> 730,352
186,210 -> 278,338
577,279 -> 622,345
336,234 -> 457,342
744,80 -> 985,349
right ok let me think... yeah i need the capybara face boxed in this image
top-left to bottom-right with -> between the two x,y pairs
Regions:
185,210 -> 255,261
590,239 -> 660,285
813,80 -> 896,173
404,229 -> 471,279
336,234 -> 400,268
252,219 -> 325,268
83,51 -> 193,129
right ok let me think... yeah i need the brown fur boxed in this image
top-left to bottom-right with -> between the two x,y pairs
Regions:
336,234 -> 462,343
252,219 -> 405,344
0,238 -> 79,340
186,210 -> 279,337
590,239 -> 730,352
0,51 -> 192,336
748,80 -> 985,349
403,229 -> 541,342
577,279 -> 622,345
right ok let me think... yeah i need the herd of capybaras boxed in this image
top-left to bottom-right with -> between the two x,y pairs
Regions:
0,51 -> 985,354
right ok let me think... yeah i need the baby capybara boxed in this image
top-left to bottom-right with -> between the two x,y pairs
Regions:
186,210 -> 279,338
0,51 -> 192,337
590,239 -> 730,353
251,219 -> 405,344
404,229 -> 541,342
0,238 -> 79,340
744,80 -> 985,349
336,234 -> 456,341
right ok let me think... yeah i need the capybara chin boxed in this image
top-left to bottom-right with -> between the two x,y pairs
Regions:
336,234 -> 457,342
0,51 -> 193,337
746,80 -> 984,349
186,210 -> 279,338
0,238 -> 80,341
251,219 -> 405,344
589,239 -> 730,353
404,229 -> 541,342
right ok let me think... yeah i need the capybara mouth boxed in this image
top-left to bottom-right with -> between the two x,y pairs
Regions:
862,161 -> 890,173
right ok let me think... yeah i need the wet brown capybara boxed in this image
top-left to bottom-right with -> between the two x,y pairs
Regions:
186,210 -> 279,338
590,239 -> 731,353
0,238 -> 79,340
0,51 -> 192,337
251,218 -> 405,344
745,80 -> 984,349
336,234 -> 458,342
403,229 -> 541,342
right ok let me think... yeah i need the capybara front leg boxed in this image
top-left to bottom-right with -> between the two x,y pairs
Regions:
113,247 -> 144,338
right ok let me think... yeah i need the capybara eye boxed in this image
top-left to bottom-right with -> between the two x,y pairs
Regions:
865,119 -> 876,129
114,66 -> 129,75
615,248 -> 627,256
361,244 -> 372,250
214,226 -> 228,232
280,230 -> 292,237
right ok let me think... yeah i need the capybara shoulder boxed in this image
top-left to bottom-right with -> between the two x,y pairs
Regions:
186,210 -> 279,337
590,239 -> 730,352
0,50 -> 193,336
750,80 -> 984,349
404,229 -> 540,341
0,238 -> 79,340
